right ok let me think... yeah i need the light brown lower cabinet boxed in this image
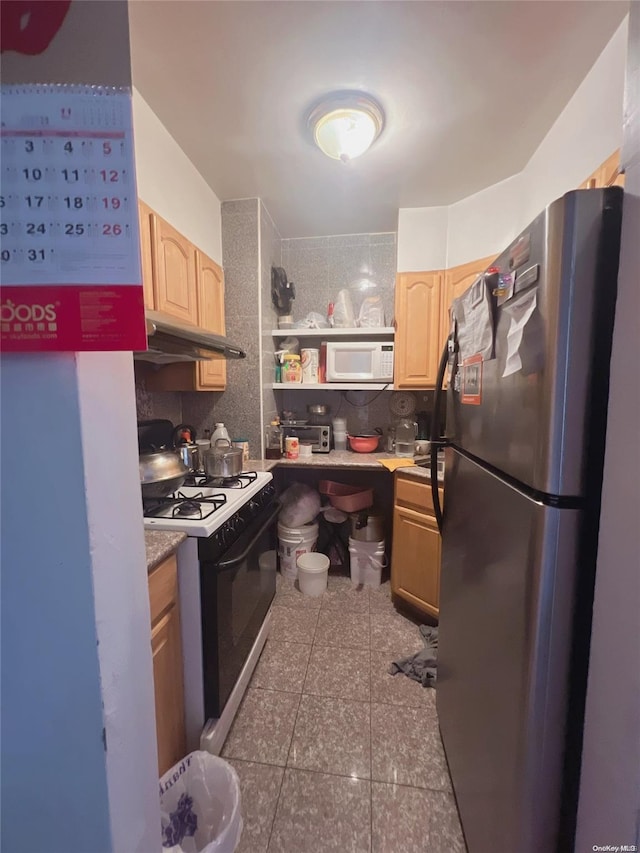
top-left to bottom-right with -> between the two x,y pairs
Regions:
148,554 -> 186,776
391,474 -> 442,619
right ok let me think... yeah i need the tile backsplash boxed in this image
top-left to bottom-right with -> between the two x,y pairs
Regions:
134,368 -> 182,425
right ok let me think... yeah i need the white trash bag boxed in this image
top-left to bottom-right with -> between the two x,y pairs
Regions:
278,483 -> 321,528
160,752 -> 242,853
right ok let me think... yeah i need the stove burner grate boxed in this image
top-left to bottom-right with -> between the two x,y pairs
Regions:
143,490 -> 227,521
183,471 -> 258,490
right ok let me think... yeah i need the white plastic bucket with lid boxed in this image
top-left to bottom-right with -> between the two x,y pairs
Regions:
297,552 -> 330,597
278,521 -> 319,580
348,537 -> 386,588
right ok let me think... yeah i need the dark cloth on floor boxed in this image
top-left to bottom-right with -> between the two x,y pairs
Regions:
389,625 -> 438,687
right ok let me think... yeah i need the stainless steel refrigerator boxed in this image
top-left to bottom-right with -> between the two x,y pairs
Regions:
429,188 -> 623,853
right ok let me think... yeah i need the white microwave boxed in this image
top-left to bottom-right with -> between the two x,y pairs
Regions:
325,341 -> 394,382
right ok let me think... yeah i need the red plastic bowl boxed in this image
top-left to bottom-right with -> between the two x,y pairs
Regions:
348,434 -> 379,453
318,480 -> 374,512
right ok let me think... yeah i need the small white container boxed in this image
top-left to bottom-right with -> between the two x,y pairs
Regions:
297,552 -> 330,597
299,442 -> 313,457
333,431 -> 348,451
301,348 -> 319,383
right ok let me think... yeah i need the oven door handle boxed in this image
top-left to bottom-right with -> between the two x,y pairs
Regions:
216,501 -> 281,570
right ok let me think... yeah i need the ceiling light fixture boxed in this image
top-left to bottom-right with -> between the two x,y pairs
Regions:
308,92 -> 384,163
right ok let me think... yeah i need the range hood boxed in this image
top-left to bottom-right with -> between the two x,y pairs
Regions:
134,310 -> 246,364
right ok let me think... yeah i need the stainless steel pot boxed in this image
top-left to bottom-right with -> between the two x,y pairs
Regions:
175,442 -> 200,472
139,450 -> 189,499
203,438 -> 243,478
307,403 -> 331,426
349,510 -> 385,542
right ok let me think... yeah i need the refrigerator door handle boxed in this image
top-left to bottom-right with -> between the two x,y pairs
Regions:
430,336 -> 451,533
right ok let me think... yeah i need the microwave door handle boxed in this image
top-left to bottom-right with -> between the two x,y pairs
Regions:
216,501 -> 281,570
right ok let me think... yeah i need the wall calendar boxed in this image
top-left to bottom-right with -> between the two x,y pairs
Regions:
0,84 -> 147,352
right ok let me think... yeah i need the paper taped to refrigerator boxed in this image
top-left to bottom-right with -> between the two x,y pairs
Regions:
452,275 -> 494,362
502,290 -> 538,377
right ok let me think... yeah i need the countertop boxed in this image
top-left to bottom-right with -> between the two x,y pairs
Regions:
246,451 -> 430,471
145,530 -> 187,573
396,465 -> 441,484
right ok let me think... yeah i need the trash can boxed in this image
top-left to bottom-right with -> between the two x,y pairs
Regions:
160,751 -> 242,852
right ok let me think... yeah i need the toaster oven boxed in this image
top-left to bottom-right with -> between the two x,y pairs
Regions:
281,424 -> 331,453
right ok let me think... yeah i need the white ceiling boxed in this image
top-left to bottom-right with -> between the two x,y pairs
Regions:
129,0 -> 627,238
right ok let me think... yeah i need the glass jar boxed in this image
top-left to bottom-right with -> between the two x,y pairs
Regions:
282,354 -> 302,384
265,420 -> 283,459
395,417 -> 417,457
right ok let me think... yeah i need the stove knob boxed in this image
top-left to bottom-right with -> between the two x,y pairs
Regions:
248,499 -> 259,513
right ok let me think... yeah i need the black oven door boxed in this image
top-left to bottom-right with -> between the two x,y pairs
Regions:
199,500 -> 279,718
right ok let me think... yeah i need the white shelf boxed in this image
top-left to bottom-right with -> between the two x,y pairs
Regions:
271,383 -> 393,391
271,327 -> 394,338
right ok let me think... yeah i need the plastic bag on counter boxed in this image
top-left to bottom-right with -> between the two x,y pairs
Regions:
279,483 -> 321,527
298,311 -> 329,329
332,289 -> 356,328
160,751 -> 242,852
358,294 -> 385,327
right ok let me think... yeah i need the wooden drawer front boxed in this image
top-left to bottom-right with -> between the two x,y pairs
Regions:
149,554 -> 178,625
396,475 -> 443,514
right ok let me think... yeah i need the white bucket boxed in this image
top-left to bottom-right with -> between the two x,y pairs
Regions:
348,537 -> 387,589
297,552 -> 330,597
278,521 -> 319,580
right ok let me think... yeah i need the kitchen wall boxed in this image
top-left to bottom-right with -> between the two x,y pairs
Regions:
132,89 -> 222,263
134,379 -> 182,425
397,16 -> 629,270
576,5 -> 640,848
521,15 -> 628,227
397,206 -> 448,272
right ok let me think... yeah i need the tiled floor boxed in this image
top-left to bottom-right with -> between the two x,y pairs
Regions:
222,576 -> 466,853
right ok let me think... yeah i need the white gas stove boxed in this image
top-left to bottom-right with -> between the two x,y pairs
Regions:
147,468 -> 279,757
142,470 -> 273,538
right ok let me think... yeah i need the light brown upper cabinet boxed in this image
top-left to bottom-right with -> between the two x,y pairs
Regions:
578,149 -> 624,190
440,255 -> 496,350
597,149 -> 624,188
138,200 -> 155,311
394,271 -> 443,388
151,213 -> 198,326
196,250 -> 227,391
140,220 -> 228,392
